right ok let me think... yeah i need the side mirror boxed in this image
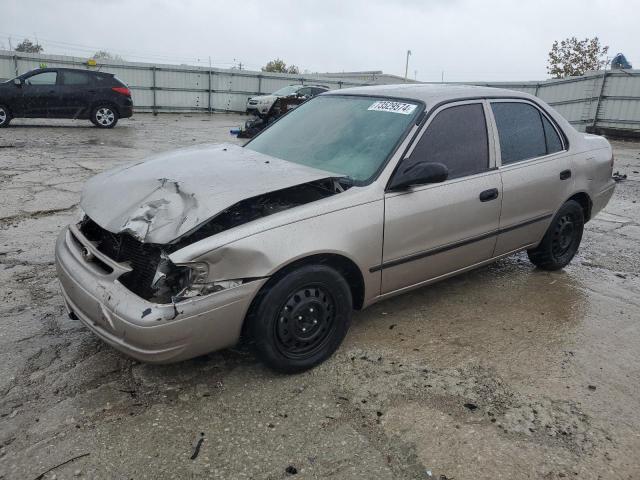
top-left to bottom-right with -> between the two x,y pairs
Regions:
13,78 -> 22,87
388,161 -> 449,190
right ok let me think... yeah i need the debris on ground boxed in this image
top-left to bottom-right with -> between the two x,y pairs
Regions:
613,171 -> 627,182
190,432 -> 205,460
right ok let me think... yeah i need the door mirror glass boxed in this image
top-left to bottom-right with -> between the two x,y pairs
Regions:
389,161 -> 449,190
13,78 -> 22,86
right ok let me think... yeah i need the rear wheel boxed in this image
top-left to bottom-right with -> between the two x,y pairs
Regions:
91,105 -> 118,128
527,200 -> 584,270
248,265 -> 353,373
0,105 -> 11,128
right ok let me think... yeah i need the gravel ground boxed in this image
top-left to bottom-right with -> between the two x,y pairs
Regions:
1,114 -> 639,480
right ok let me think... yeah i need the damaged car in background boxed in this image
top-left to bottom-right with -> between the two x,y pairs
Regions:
55,84 -> 615,373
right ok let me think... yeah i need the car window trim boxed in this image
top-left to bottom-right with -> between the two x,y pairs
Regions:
385,99 -> 494,191
488,98 -> 569,168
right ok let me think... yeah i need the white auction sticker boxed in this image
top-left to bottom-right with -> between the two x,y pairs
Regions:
368,101 -> 417,115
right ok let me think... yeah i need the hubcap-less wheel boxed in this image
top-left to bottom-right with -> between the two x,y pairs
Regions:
552,214 -> 575,257
527,200 -> 584,271
95,107 -> 115,126
275,286 -> 336,359
0,108 -> 6,124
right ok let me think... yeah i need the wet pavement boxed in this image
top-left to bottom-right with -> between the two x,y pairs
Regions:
1,114 -> 639,479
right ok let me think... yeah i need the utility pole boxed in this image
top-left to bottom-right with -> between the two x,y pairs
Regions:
414,70 -> 418,81
404,50 -> 411,83
441,71 -> 444,83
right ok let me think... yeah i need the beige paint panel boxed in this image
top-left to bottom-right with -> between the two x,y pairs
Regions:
382,171 -> 501,293
495,155 -> 573,254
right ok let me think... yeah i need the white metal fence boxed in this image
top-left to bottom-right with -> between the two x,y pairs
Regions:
0,50 -> 369,114
1,50 -> 640,135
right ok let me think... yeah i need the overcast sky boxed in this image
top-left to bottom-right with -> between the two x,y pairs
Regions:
2,0 -> 638,81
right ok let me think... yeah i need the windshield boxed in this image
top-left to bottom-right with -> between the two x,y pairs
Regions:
272,85 -> 300,96
245,95 -> 421,183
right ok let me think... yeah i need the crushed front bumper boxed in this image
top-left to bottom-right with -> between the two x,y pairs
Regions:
55,225 -> 266,363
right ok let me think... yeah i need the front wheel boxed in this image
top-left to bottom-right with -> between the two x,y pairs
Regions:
0,105 -> 11,128
91,105 -> 118,128
527,200 -> 584,271
248,265 -> 353,373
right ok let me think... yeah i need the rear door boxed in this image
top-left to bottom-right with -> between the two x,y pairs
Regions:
381,101 -> 502,294
20,70 -> 60,117
59,70 -> 95,118
489,100 -> 572,255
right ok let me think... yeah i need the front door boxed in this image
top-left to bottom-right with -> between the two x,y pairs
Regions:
381,101 -> 502,294
20,70 -> 60,117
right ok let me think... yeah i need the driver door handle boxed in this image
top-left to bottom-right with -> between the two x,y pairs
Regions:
479,188 -> 499,202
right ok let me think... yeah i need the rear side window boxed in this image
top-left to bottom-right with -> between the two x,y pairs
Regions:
492,102 -> 563,164
25,71 -> 57,85
408,103 -> 489,179
62,70 -> 91,85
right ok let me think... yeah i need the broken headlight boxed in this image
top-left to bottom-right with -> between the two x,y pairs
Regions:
174,262 -> 244,300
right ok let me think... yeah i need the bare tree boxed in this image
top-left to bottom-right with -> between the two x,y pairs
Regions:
93,50 -> 124,61
15,39 -> 43,53
262,58 -> 300,74
547,37 -> 609,78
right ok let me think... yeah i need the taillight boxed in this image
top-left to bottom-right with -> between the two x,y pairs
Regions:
111,86 -> 131,97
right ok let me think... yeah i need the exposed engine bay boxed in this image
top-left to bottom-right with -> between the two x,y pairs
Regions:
78,178 -> 350,304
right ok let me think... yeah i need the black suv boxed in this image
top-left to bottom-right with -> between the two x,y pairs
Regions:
0,68 -> 133,128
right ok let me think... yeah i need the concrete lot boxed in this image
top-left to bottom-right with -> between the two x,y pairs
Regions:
1,114 -> 639,480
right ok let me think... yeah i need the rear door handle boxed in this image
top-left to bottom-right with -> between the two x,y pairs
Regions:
479,188 -> 499,202
560,169 -> 572,180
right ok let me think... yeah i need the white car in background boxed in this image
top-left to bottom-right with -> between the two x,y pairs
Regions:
246,84 -> 329,116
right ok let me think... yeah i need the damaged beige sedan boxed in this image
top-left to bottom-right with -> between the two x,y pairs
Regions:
56,84 -> 615,372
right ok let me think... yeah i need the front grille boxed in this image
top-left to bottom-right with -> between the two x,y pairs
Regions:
79,217 -> 162,299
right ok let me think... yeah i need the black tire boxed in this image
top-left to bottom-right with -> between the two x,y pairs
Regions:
248,264 -> 353,373
91,105 -> 118,128
0,105 -> 11,128
527,200 -> 584,271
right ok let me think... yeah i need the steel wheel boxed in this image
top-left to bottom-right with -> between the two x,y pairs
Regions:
527,200 -> 584,271
248,264 -> 353,373
274,286 -> 336,359
551,213 -> 576,258
95,107 -> 115,127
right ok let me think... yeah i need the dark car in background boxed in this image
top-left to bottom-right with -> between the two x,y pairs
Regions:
0,67 -> 133,128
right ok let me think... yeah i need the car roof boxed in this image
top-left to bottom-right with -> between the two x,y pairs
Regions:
324,83 -> 534,106
24,67 -> 112,76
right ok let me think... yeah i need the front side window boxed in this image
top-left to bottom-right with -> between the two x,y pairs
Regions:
25,71 -> 57,86
492,102 -> 563,165
62,70 -> 91,85
246,95 -> 421,183
405,103 -> 489,180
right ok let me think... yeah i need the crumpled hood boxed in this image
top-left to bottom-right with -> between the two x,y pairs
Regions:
80,143 -> 337,244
